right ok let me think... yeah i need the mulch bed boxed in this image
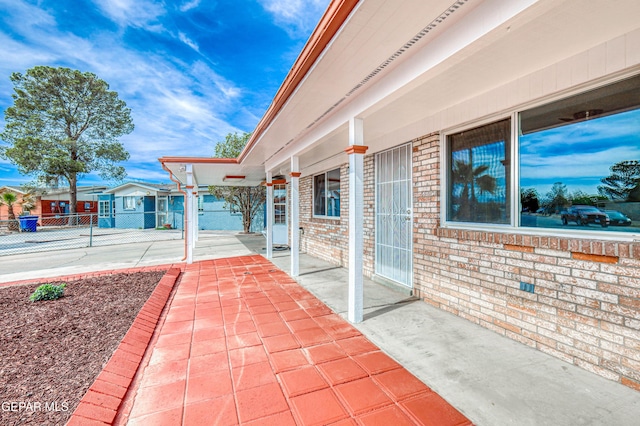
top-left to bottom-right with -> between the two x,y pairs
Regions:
0,271 -> 166,425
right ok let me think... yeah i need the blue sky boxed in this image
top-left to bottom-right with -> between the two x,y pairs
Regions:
520,109 -> 640,197
0,0 -> 328,187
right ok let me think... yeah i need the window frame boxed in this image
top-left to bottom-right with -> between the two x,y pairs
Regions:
273,184 -> 287,224
441,72 -> 640,241
312,168 -> 341,219
123,196 -> 136,210
98,200 -> 110,218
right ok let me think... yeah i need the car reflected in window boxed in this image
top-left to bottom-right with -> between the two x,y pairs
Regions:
561,206 -> 609,227
604,210 -> 632,226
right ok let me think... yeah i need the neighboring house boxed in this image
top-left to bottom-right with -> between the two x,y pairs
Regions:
1,185 -> 104,223
99,182 -> 183,230
161,1 -> 640,391
0,186 -> 41,220
98,182 -> 259,231
39,186 -> 105,226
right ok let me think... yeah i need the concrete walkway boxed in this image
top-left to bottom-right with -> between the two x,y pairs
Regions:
2,231 -> 639,425
235,234 -> 640,426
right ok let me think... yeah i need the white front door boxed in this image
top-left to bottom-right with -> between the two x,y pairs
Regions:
375,143 -> 413,287
273,184 -> 288,245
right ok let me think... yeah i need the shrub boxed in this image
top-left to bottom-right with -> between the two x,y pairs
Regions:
30,283 -> 67,302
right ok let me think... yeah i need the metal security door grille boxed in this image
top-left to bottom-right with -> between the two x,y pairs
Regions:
156,197 -> 168,228
375,143 -> 413,287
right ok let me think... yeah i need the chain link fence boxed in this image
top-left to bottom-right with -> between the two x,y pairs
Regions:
0,212 -> 184,256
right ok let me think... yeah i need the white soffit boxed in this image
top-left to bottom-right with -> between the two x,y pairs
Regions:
259,0 -> 640,176
254,0 -> 478,171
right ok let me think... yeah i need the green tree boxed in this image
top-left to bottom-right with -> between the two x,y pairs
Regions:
570,190 -> 608,206
0,191 -> 19,231
544,182 -> 569,213
598,160 -> 640,201
0,66 -> 133,216
208,132 -> 265,233
520,188 -> 540,212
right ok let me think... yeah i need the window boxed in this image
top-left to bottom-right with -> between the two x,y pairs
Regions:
519,74 -> 640,233
446,119 -> 510,224
123,196 -> 136,210
444,73 -> 640,236
314,168 -> 341,217
99,201 -> 110,217
274,184 -> 286,224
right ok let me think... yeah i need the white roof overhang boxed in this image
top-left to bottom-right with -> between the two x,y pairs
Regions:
161,0 -> 640,184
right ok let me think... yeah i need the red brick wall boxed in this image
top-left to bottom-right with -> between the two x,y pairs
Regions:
299,166 -> 349,267
411,133 -> 640,391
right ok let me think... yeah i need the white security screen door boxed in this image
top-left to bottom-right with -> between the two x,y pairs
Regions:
375,143 -> 413,287
156,196 -> 168,228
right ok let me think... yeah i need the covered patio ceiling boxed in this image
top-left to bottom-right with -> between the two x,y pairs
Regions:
160,0 -> 640,185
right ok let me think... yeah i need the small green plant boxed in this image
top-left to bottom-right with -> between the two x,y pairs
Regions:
29,283 -> 67,302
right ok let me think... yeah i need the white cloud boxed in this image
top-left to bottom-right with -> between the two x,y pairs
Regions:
179,0 -> 201,12
258,0 -> 327,38
92,0 -> 166,31
178,32 -> 200,52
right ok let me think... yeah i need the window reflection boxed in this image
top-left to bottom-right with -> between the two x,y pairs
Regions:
314,168 -> 341,217
447,119 -> 510,224
519,74 -> 640,232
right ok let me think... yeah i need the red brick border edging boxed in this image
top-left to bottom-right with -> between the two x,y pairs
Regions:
66,268 -> 182,425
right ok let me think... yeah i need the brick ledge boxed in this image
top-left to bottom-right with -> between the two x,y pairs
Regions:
435,227 -> 638,259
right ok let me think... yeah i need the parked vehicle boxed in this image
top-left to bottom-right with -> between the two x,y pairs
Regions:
561,205 -> 609,227
604,210 -> 632,226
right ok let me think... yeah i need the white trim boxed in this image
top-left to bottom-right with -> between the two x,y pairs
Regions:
185,164 -> 194,264
98,200 -> 110,218
266,171 -> 273,259
511,111 -> 520,228
290,156 -> 300,277
347,117 -> 365,323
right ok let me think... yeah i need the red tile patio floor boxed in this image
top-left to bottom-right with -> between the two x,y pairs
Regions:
118,255 -> 472,425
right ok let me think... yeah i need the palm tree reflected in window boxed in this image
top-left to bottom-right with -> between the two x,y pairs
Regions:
447,118 -> 510,224
452,159 -> 497,221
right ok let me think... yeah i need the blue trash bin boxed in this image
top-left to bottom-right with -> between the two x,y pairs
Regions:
19,215 -> 38,232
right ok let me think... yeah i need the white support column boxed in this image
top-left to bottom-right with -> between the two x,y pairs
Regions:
185,163 -> 194,264
194,192 -> 199,242
192,191 -> 198,243
266,171 -> 274,259
346,117 -> 367,323
290,156 -> 300,277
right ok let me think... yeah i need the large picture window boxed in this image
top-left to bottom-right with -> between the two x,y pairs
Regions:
519,74 -> 640,233
444,73 -> 640,236
314,168 -> 341,217
447,119 -> 510,224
